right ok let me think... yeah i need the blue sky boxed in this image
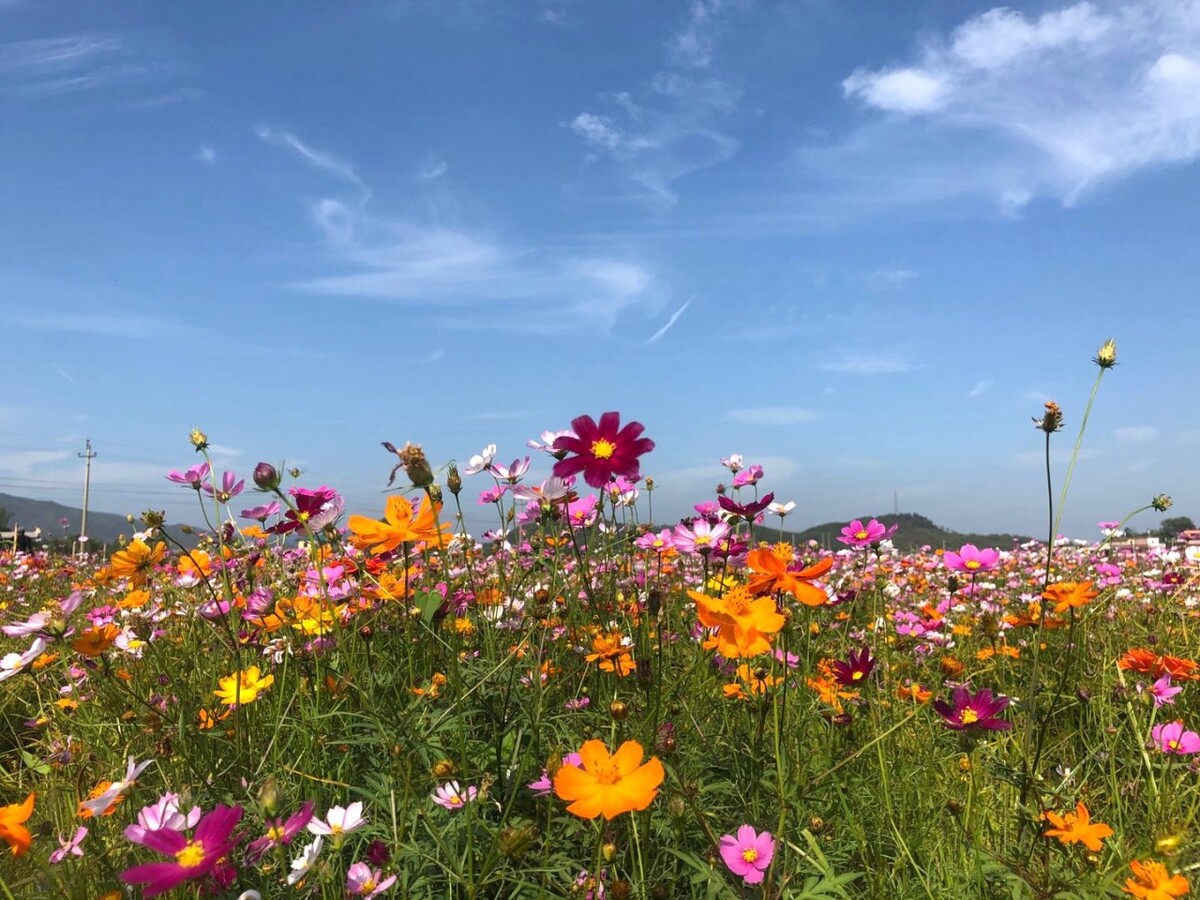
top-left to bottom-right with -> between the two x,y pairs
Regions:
2,0 -> 1197,541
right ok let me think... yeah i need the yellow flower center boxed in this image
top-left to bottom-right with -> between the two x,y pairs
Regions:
594,762 -> 621,785
852,671 -> 864,680
591,439 -> 616,460
695,535 -> 711,545
330,823 -> 344,835
362,878 -> 377,892
175,841 -> 206,868
965,560 -> 980,569
960,709 -> 979,725
267,826 -> 285,841
1169,739 -> 1181,750
741,848 -> 759,863
855,530 -> 868,540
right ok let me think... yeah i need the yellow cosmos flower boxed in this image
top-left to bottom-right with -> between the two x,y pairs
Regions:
213,666 -> 275,706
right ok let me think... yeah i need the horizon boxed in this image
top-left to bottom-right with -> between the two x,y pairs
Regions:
1,1 -> 1196,541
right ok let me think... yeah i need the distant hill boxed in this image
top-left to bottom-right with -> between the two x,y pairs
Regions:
776,512 -> 1031,552
0,493 -> 197,551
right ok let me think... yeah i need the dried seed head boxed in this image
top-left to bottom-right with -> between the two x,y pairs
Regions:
1033,401 -> 1064,433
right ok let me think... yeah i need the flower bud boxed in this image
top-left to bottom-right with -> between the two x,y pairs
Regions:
1152,494 -> 1173,512
1094,338 -> 1117,369
498,824 -> 537,861
431,759 -> 456,779
189,428 -> 209,451
141,509 -> 166,529
1033,401 -> 1064,433
258,777 -> 280,816
601,842 -> 617,862
399,443 -> 434,488
609,699 -> 628,721
253,463 -> 280,491
447,463 -> 463,496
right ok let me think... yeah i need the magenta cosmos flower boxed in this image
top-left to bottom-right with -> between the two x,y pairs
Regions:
837,518 -> 896,548
1152,721 -> 1200,754
719,825 -> 775,885
270,486 -> 345,535
933,685 -> 1012,732
943,544 -> 1000,574
166,462 -> 211,490
552,412 -> 655,489
120,805 -> 243,898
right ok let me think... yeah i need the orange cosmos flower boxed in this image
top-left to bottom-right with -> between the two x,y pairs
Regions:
1042,801 -> 1113,852
347,495 -> 450,556
897,682 -> 932,704
746,547 -> 833,605
586,632 -> 635,676
1042,581 -> 1099,613
1119,649 -> 1200,682
553,739 -> 664,820
72,623 -> 121,657
0,793 -> 34,857
1124,859 -> 1190,899
688,584 -> 785,659
108,540 -> 166,588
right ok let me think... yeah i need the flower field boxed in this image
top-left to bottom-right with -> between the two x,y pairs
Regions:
1,348 -> 1198,898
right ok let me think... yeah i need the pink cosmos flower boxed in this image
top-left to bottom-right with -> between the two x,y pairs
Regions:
837,519 -> 896,548
566,494 -> 599,529
120,805 -> 243,899
720,454 -> 743,473
490,457 -> 531,485
125,793 -> 202,846
462,444 -> 497,475
1151,721 -> 1200,754
49,826 -> 87,864
1141,674 -> 1183,709
672,519 -> 730,555
245,801 -> 315,862
634,529 -> 675,554
528,430 -> 575,460
552,412 -> 655,489
201,471 -> 245,504
943,544 -> 1000,574
719,825 -> 775,885
166,463 -> 211,490
347,861 -> 398,897
933,685 -> 1012,732
432,781 -> 478,810
239,500 -> 281,521
731,464 -> 763,488
270,486 -> 344,535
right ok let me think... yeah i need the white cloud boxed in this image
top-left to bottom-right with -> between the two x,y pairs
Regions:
207,444 -> 242,459
967,379 -> 994,398
0,450 -> 72,477
816,353 -> 913,375
565,1 -> 745,207
647,297 -> 693,344
197,145 -> 216,165
725,407 -> 822,426
1114,425 -> 1161,443
1011,447 -> 1101,467
0,31 -> 186,101
255,125 -> 370,199
833,0 -> 1200,209
416,154 -> 449,181
264,132 -> 662,333
3,308 -> 191,339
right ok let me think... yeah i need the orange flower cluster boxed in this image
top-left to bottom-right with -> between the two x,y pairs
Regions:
1124,859 -> 1189,899
1042,581 -> 1099,613
586,631 -> 635,676
745,545 -> 833,606
347,495 -> 450,555
1119,649 -> 1200,682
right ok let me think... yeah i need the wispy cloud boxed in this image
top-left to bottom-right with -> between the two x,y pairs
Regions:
967,379 -> 994,398
647,297 -> 693,344
2,307 -> 192,339
197,145 -> 217,165
868,268 -> 920,289
832,0 -> 1200,211
725,407 -> 822,426
565,1 -> 746,207
262,130 -> 663,333
1011,447 -> 1101,467
816,352 -> 913,375
256,125 -> 371,200
1114,425 -> 1161,444
0,449 -> 72,477
0,31 -> 187,102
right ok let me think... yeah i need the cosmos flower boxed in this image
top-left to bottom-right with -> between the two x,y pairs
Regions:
718,492 -> 774,521
1042,581 -> 1099,613
108,540 -> 167,588
347,861 -> 398,898
943,544 -> 1000,574
165,463 -> 211,490
201,471 -> 245,504
1151,721 -> 1200,755
933,685 -> 1012,732
745,545 -> 833,605
307,802 -> 367,838
431,782 -> 478,810
552,412 -> 655,489
837,519 -> 896,548
269,486 -> 344,535
347,495 -> 449,555
719,825 -> 775,885
0,793 -> 35,857
49,825 -> 87,864
213,666 -> 275,706
120,805 -> 243,899
1042,801 -> 1113,852
553,739 -> 664,820
832,647 -> 876,687
1123,859 -> 1190,899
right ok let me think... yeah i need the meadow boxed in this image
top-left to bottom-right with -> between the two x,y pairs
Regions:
1,342 -> 1197,899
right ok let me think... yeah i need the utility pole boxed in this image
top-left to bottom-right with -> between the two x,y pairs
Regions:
78,439 -> 95,556
894,490 -> 899,515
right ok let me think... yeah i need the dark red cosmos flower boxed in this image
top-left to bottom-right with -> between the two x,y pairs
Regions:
552,412 -> 655,489
832,647 -> 875,687
718,492 -> 775,521
933,685 -> 1012,732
